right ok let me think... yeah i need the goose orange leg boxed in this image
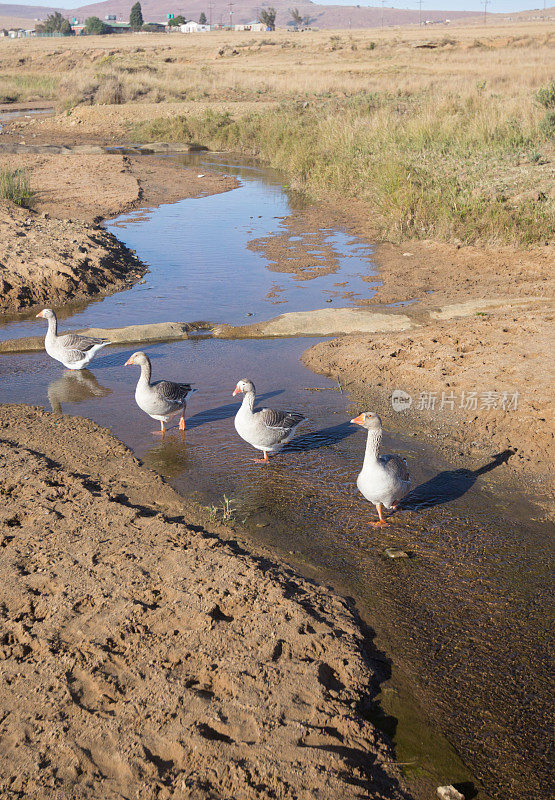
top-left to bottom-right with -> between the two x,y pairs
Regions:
152,421 -> 166,436
179,410 -> 185,431
254,450 -> 270,464
369,503 -> 389,527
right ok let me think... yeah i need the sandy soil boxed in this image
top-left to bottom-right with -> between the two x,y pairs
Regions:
0,151 -> 237,315
0,404 -> 409,800
0,198 -> 144,315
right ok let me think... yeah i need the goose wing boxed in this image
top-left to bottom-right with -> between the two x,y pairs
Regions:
57,332 -> 109,362
380,454 -> 410,483
152,380 -> 192,405
258,408 -> 306,432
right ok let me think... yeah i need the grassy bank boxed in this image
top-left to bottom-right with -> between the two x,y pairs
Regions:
3,25 -> 553,244
132,87 -> 554,245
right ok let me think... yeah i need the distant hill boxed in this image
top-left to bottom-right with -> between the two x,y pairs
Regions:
0,1 -> 478,28
69,0 -> 476,28
1,1 -> 552,29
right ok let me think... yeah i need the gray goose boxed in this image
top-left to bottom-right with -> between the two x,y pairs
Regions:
125,351 -> 193,435
36,308 -> 109,370
233,378 -> 306,463
350,412 -> 411,525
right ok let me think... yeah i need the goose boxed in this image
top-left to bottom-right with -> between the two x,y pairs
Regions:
350,411 -> 410,526
233,378 -> 306,463
36,309 -> 109,370
125,351 -> 192,435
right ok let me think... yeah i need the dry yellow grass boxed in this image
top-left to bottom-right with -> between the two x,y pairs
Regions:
2,22 -> 554,244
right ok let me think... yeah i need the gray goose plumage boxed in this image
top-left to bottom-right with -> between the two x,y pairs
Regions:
350,411 -> 410,526
125,351 -> 193,434
36,308 -> 109,370
233,378 -> 306,463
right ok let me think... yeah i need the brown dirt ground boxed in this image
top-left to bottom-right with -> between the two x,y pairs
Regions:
0,404 -> 409,800
0,198 -> 144,315
300,205 -> 554,486
0,151 -> 238,314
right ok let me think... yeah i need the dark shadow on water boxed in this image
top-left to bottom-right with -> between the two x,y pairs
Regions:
401,450 -> 515,511
284,421 -> 357,453
185,391 -> 284,430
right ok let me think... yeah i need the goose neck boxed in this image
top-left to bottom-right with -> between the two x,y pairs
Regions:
46,314 -> 58,338
363,429 -> 382,467
138,360 -> 152,386
241,390 -> 256,413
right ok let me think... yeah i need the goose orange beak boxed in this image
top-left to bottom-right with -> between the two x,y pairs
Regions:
35,311 -> 44,318
350,414 -> 365,425
232,385 -> 241,396
124,356 -> 134,366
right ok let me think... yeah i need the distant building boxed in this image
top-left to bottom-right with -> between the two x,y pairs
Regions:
179,21 -> 210,32
71,24 -> 86,35
235,21 -> 268,31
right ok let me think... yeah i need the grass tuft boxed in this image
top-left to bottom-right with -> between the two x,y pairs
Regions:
0,169 -> 35,208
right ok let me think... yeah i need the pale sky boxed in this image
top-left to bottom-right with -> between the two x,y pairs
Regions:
16,0 -> 553,13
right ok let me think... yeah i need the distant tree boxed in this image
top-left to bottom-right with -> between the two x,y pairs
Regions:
129,2 -> 144,31
167,15 -> 186,25
199,11 -> 207,24
37,11 -> 73,34
84,16 -> 111,34
289,8 -> 303,28
258,7 -> 276,30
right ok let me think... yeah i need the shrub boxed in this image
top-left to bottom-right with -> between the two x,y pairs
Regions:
0,169 -> 34,208
84,16 -> 112,35
535,82 -> 555,109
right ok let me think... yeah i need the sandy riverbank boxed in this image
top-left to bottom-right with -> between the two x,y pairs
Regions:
0,148 -> 238,315
0,403 -> 410,800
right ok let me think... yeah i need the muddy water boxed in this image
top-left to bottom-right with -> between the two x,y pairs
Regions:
0,155 -> 552,800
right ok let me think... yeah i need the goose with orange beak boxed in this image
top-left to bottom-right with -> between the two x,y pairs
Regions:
125,351 -> 193,436
350,411 -> 410,525
233,378 -> 306,463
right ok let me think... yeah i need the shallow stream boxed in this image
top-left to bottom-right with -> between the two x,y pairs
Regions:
1,154 -> 551,800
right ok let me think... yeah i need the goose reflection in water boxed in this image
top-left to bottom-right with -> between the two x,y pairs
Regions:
47,369 -> 112,414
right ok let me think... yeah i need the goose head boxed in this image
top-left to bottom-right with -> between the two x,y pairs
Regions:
36,308 -> 55,320
233,379 -> 255,397
124,351 -> 149,367
350,411 -> 382,430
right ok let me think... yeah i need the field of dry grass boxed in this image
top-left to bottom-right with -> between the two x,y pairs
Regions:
2,22 -> 554,244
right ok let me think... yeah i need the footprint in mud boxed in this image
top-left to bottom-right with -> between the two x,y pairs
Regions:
67,666 -> 120,716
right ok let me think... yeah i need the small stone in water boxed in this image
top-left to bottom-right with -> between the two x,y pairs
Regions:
197,174 -> 205,178
384,548 -> 409,559
246,312 -> 253,316
437,787 -> 464,800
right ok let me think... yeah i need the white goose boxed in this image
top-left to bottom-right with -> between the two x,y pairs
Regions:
351,411 -> 410,526
36,309 -> 109,370
233,379 -> 306,463
125,351 -> 193,435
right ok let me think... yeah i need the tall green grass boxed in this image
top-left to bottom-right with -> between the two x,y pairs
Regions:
132,92 -> 554,246
0,169 -> 35,209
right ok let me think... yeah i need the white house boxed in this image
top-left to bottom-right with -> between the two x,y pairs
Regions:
180,21 -> 210,32
234,21 -> 268,31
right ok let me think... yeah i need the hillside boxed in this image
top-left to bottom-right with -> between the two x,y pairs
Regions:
0,0 -> 478,28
